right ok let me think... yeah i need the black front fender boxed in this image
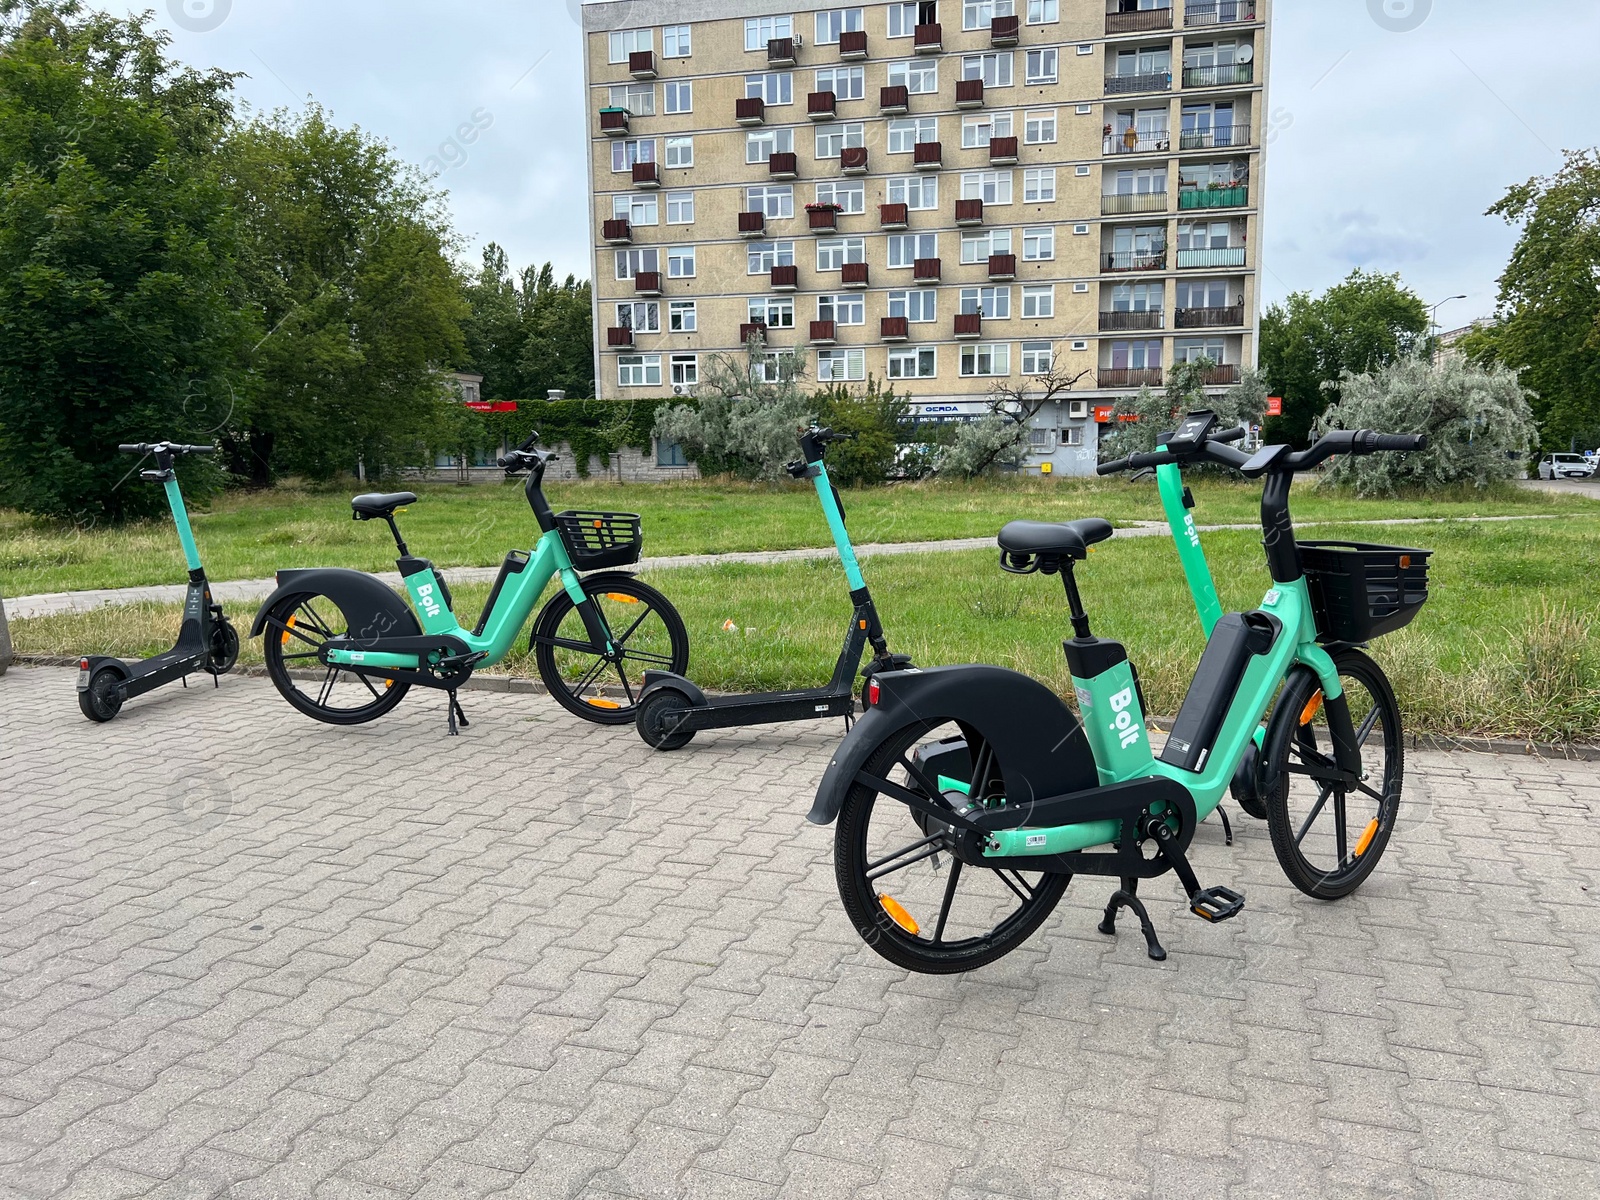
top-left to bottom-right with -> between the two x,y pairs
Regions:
250,568 -> 421,645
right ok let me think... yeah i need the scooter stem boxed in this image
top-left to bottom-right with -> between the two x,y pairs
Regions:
811,461 -> 866,592
163,478 -> 203,574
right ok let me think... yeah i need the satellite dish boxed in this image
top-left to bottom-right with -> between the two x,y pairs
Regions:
1236,45 -> 1255,64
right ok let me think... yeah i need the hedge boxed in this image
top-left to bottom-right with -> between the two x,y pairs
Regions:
469,398 -> 691,478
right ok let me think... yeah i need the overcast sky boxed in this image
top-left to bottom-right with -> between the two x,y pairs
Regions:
103,0 -> 1599,331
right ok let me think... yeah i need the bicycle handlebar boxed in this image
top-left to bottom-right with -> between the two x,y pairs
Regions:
1099,428 -> 1426,479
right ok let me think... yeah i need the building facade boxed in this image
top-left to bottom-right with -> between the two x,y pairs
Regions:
583,0 -> 1270,476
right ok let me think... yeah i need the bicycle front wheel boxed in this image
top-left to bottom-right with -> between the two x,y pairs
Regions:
532,577 -> 689,724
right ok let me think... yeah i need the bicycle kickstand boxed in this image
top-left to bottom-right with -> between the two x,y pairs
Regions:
1098,877 -> 1168,962
447,689 -> 470,737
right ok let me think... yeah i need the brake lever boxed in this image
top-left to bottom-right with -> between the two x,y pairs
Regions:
1129,468 -> 1157,483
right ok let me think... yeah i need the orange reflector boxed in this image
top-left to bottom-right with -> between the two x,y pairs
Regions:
1354,818 -> 1380,858
281,615 -> 298,647
593,520 -> 603,528
1399,555 -> 1412,569
859,620 -> 867,630
1299,690 -> 1324,726
878,894 -> 919,935
585,697 -> 623,710
605,593 -> 641,604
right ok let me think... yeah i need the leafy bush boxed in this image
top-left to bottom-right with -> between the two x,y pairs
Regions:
654,343 -> 815,481
813,377 -> 910,486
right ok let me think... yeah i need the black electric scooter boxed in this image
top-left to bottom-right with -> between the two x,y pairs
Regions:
77,443 -> 240,722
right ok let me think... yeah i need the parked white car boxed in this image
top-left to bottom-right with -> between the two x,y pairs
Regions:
1537,453 -> 1595,480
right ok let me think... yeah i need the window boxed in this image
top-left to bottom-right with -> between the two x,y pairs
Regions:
611,139 -> 655,171
746,15 -> 793,50
663,25 -> 692,58
664,81 -> 693,114
962,53 -> 1013,87
1076,166 -> 1092,177
609,84 -> 656,116
614,248 -> 659,280
657,438 -> 690,466
1177,279 -> 1235,309
1074,223 -> 1091,234
666,191 -> 695,224
816,180 -> 866,213
1185,39 -> 1242,71
817,348 -> 867,381
818,293 -> 867,324
613,194 -> 659,225
961,171 -> 1013,204
1023,168 -> 1056,202
1110,340 -> 1162,369
1021,341 -> 1053,374
747,184 -> 794,219
747,128 -> 795,163
1180,160 -> 1247,190
664,137 -> 694,168
746,72 -> 794,105
1021,285 -> 1054,318
618,354 -> 662,387
747,241 -> 797,274
1062,425 -> 1084,446
1111,282 -> 1164,312
615,301 -> 660,333
888,117 -> 939,152
816,122 -> 866,158
888,175 -> 939,209
817,237 -> 866,270
1114,224 -> 1168,255
1027,0 -> 1058,22
961,343 -> 1011,376
960,286 -> 1011,318
888,347 -> 938,379
964,1 -> 1015,31
888,59 -> 939,94
1176,337 -> 1227,364
1025,48 -> 1058,83
887,233 -> 938,267
609,29 -> 652,63
816,8 -> 865,43
1073,282 -> 1090,293
1024,110 -> 1057,144
1076,103 -> 1093,114
1023,226 -> 1055,260
1111,166 -> 1168,196
1114,45 -> 1172,78
887,3 -> 919,37
750,296 -> 796,327
816,66 -> 866,100
669,300 -> 697,332
1029,427 -> 1053,452
960,229 -> 1013,262
751,352 -> 799,383
889,289 -> 938,322
1178,220 -> 1234,250
666,246 -> 696,278
1071,340 -> 1089,352
962,111 -> 1014,148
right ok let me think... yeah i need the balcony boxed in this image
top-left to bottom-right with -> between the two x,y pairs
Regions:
1196,363 -> 1241,385
769,152 -> 799,180
633,272 -> 663,297
841,146 -> 869,174
739,322 -> 768,344
881,316 -> 910,341
1106,4 -> 1173,35
1105,71 -> 1173,95
1100,310 -> 1165,330
955,199 -> 985,226
840,30 -> 869,59
1179,185 -> 1249,210
956,79 -> 985,109
989,136 -> 1019,165
1104,250 -> 1168,272
607,327 -> 635,348
880,85 -> 910,114
602,218 -> 633,244
738,211 -> 767,238
768,37 -> 797,66
1105,128 -> 1172,155
1177,246 -> 1247,269
913,142 -> 943,170
1176,304 -> 1245,328
880,203 -> 909,230
1183,62 -> 1255,88
807,205 -> 841,231
810,320 -> 837,346
841,262 -> 870,288
954,313 -> 983,339
988,253 -> 1017,281
913,258 -> 942,282
629,50 -> 657,79
771,265 -> 799,291
1099,367 -> 1165,388
736,97 -> 766,126
808,91 -> 838,121
991,15 -> 1020,45
1103,191 -> 1169,215
1179,123 -> 1251,150
632,161 -> 660,189
599,108 -> 630,137
1185,0 -> 1257,26
913,23 -> 942,53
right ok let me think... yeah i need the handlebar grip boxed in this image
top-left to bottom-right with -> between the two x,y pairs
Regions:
1096,457 -> 1130,477
117,444 -> 145,454
1357,431 -> 1428,454
179,445 -> 216,455
1213,426 -> 1248,444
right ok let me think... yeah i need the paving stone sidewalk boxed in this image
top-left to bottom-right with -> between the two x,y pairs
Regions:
1,665 -> 1598,1200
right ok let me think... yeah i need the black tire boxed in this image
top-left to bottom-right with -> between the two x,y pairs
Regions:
260,591 -> 410,726
636,688 -> 698,750
1263,648 -> 1403,899
834,719 -> 1072,974
532,577 -> 689,725
207,616 -> 240,676
78,664 -> 126,723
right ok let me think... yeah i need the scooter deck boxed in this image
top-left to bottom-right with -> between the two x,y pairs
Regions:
121,648 -> 210,699
675,688 -> 857,732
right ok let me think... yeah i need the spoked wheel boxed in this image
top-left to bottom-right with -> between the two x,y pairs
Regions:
835,719 -> 1072,974
207,615 -> 240,676
261,592 -> 410,726
1263,648 -> 1403,899
532,578 -> 688,725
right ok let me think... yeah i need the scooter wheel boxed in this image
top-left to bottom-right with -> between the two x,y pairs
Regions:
78,664 -> 127,723
636,689 -> 697,751
208,618 -> 240,676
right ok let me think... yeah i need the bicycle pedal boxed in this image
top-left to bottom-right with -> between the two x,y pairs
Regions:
1189,886 -> 1245,923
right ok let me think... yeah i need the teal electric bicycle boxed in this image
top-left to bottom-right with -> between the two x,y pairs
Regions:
810,412 -> 1431,971
252,433 -> 688,734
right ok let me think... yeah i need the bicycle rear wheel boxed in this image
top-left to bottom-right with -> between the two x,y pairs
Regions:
261,591 -> 410,725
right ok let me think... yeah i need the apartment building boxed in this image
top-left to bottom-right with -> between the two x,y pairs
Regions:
582,0 -> 1270,476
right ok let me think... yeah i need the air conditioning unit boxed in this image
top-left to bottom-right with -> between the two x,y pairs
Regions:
794,34 -> 804,48
672,384 -> 687,395
1069,401 -> 1090,420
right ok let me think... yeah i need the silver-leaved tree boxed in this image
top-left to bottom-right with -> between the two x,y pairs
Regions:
654,338 -> 815,481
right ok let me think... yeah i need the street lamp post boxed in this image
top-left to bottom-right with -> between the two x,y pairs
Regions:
1428,295 -> 1467,340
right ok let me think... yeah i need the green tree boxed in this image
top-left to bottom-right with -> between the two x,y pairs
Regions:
1460,150 -> 1600,454
460,244 -> 527,401
814,376 -> 910,485
461,253 -> 595,402
1260,269 -> 1429,447
654,339 -> 814,480
938,360 -> 1090,477
0,0 -> 244,519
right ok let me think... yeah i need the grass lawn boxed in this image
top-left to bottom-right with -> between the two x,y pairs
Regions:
15,514 -> 1600,743
1,474 -> 1592,596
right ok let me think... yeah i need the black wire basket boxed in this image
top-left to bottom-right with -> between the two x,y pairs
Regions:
1298,541 -> 1432,643
555,511 -> 644,570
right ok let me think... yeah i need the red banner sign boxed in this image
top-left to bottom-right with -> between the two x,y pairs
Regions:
1093,404 -> 1116,424
466,401 -> 519,413
1266,396 -> 1283,417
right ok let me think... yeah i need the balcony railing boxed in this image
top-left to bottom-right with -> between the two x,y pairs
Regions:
880,203 -> 909,229
739,211 -> 767,238
991,14 -> 1020,45
1104,250 -> 1168,271
1185,0 -> 1258,25
1102,191 -> 1169,214
634,271 -> 662,296
1183,62 -> 1254,88
1177,246 -> 1247,269
956,79 -> 985,109
739,322 -> 768,344
1195,363 -> 1241,384
1176,304 -> 1245,328
808,91 -> 838,121
632,161 -> 660,188
629,50 -> 657,79
1106,4 -> 1173,35
988,253 -> 1017,280
768,37 -> 797,65
1179,185 -> 1249,210
955,199 -> 984,226
989,136 -> 1019,164
810,320 -> 837,345
913,141 -> 943,170
913,23 -> 942,52
1100,310 -> 1166,330
880,85 -> 910,113
736,97 -> 766,126
913,257 -> 942,281
1105,70 -> 1172,95
840,30 -> 869,58
841,262 -> 870,288
1179,124 -> 1251,150
602,218 -> 632,244
599,109 -> 630,137
881,316 -> 910,341
954,313 -> 983,339
1099,367 -> 1165,388
807,206 -> 840,231
771,265 -> 798,290
1105,128 -> 1172,155
607,327 -> 635,348
841,146 -> 869,174
769,152 -> 799,179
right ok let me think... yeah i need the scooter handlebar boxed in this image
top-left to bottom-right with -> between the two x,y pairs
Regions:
118,443 -> 215,456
